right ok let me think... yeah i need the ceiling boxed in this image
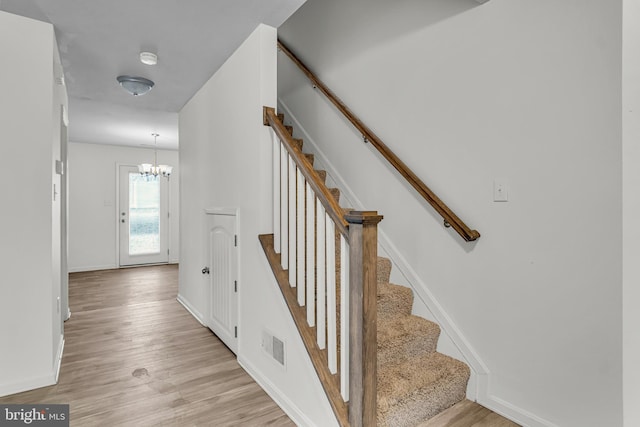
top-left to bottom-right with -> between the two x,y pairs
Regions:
0,0 -> 305,150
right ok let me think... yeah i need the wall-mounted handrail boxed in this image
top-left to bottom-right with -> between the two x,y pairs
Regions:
278,40 -> 480,242
264,106 -> 349,237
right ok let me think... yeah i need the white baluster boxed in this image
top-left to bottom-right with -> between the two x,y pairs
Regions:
340,234 -> 349,401
316,202 -> 326,349
306,183 -> 316,327
280,142 -> 288,269
288,156 -> 296,287
273,132 -> 280,254
327,216 -> 337,374
297,169 -> 306,306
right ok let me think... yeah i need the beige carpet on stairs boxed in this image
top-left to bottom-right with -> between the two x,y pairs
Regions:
285,116 -> 471,426
329,173 -> 470,426
375,256 -> 470,426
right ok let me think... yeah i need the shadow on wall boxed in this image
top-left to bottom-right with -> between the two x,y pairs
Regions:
278,0 -> 479,74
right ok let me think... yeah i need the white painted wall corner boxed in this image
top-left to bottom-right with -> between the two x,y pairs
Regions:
176,294 -> 206,326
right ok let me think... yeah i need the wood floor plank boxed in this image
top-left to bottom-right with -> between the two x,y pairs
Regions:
0,265 -> 294,427
418,400 -> 521,427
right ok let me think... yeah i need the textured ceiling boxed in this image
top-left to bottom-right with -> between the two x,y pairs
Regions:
0,0 -> 305,149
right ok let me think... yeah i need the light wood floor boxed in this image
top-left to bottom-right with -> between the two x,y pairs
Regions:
0,265 -> 294,426
1,264 -> 519,427
419,399 -> 520,427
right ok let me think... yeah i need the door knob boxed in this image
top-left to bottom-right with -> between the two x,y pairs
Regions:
202,267 -> 210,274
121,219 -> 125,223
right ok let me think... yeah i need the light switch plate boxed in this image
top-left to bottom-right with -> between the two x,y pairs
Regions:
494,181 -> 508,202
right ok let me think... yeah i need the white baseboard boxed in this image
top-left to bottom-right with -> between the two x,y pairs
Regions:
0,335 -> 66,398
70,262 -> 178,273
176,294 -> 205,326
238,356 -> 318,427
54,336 -> 65,383
479,393 -> 559,427
68,264 -> 118,273
0,373 -> 55,398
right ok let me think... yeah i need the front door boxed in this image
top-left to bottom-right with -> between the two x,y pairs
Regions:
119,165 -> 169,266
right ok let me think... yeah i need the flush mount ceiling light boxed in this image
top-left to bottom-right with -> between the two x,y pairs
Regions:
116,75 -> 155,96
139,52 -> 158,66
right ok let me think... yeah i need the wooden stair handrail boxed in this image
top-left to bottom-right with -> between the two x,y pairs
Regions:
264,106 -> 349,237
278,40 -> 480,242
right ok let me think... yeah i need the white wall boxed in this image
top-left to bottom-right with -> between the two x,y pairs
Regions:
67,142 -> 180,271
623,1 -> 640,425
179,24 -> 337,426
0,11 -> 67,396
50,33 -> 68,378
279,1 -> 622,426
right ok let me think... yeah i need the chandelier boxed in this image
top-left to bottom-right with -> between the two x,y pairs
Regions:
138,133 -> 172,178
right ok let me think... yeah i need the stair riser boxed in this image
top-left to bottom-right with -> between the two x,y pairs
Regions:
377,285 -> 413,319
377,353 -> 471,427
378,330 -> 439,366
379,373 -> 469,427
377,257 -> 392,287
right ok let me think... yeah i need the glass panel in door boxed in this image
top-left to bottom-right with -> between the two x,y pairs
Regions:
129,174 -> 161,255
119,166 -> 168,266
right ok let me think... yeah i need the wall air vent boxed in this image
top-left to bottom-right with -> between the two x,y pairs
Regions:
262,329 -> 286,368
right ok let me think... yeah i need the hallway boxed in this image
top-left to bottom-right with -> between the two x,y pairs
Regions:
0,265 -> 293,426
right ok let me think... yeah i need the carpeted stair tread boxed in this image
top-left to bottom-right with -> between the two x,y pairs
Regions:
285,125 -> 294,136
304,153 -> 315,165
377,257 -> 392,287
292,138 -> 303,150
315,169 -> 327,183
377,315 -> 440,365
378,283 -> 413,319
377,352 -> 470,427
329,187 -> 340,203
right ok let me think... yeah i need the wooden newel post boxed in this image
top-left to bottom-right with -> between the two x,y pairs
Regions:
345,210 -> 383,427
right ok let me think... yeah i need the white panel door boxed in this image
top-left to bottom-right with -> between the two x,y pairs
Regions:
205,212 -> 238,354
119,165 -> 169,266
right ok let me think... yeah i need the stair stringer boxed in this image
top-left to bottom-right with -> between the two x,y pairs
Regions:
277,99 -> 488,401
241,244 -> 342,427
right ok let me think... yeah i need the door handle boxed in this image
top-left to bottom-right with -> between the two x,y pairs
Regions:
202,267 -> 210,275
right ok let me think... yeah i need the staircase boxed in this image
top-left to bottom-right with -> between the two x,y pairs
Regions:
376,257 -> 470,425
260,108 -> 470,426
